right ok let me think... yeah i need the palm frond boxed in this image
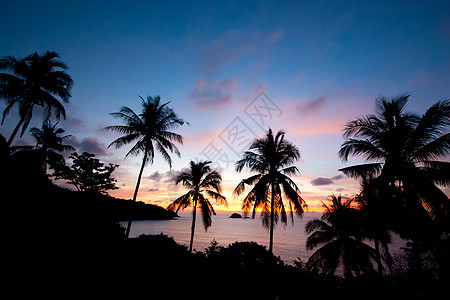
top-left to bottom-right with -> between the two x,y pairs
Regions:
232,174 -> 262,197
198,193 -> 215,231
306,240 -> 341,276
338,163 -> 383,179
338,138 -> 387,162
305,219 -> 333,235
412,133 -> 450,162
421,161 -> 450,187
206,190 -> 228,207
167,191 -> 192,213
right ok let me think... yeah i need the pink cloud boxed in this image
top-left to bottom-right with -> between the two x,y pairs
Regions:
292,120 -> 345,136
267,29 -> 283,43
296,95 -> 327,115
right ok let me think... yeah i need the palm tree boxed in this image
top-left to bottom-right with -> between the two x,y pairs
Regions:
305,195 -> 377,280
30,121 -> 74,174
338,95 -> 450,227
167,160 -> 227,252
354,178 -> 393,275
0,51 -> 73,146
105,95 -> 187,238
233,128 -> 305,253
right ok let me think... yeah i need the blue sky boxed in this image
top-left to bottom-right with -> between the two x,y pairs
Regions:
1,0 -> 449,211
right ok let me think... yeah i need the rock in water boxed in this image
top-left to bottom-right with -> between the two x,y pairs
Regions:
229,213 -> 243,218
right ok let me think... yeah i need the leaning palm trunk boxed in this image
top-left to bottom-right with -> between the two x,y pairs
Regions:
125,152 -> 147,238
7,118 -> 25,146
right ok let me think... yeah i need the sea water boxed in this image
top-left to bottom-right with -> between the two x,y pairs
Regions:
121,211 -> 406,265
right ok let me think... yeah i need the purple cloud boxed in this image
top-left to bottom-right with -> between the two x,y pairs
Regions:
67,136 -> 109,156
147,171 -> 164,182
311,174 -> 344,186
296,95 -> 327,115
189,79 -> 237,109
311,177 -> 334,186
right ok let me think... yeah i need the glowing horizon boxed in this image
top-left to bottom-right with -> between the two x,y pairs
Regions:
1,1 -> 449,210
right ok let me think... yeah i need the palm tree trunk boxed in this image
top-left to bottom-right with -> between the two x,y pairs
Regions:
189,198 -> 197,252
7,118 -> 24,147
374,239 -> 383,276
125,152 -> 147,238
269,182 -> 275,254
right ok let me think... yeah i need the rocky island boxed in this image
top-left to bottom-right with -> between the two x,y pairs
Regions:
229,213 -> 243,218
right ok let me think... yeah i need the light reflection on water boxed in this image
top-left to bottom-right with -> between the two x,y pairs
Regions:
121,211 -> 405,265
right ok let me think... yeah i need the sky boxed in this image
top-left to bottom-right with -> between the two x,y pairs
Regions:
1,0 -> 449,212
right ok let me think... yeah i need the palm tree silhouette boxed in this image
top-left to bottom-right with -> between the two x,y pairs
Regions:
167,160 -> 227,252
0,51 -> 73,146
233,128 -> 305,253
354,178 -> 393,275
30,121 -> 74,174
338,95 -> 450,228
305,195 -> 377,280
105,95 -> 187,238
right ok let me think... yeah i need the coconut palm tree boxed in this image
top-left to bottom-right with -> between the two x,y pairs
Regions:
30,121 -> 74,174
305,195 -> 378,280
167,160 -> 227,252
233,128 -> 305,253
105,95 -> 187,237
0,51 -> 73,146
354,177 -> 394,275
338,95 -> 450,225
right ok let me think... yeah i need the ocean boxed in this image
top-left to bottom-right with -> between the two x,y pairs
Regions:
121,211 -> 406,265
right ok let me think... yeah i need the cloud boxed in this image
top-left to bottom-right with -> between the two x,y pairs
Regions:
267,29 -> 283,43
311,174 -> 344,186
296,95 -> 327,115
196,29 -> 281,76
147,168 -> 191,184
331,174 -> 344,181
61,115 -> 85,133
164,167 -> 191,183
197,30 -> 252,75
147,171 -> 164,182
292,119 -> 344,136
311,177 -> 334,186
189,79 -> 237,109
147,188 -> 159,192
252,82 -> 266,94
67,136 -> 110,156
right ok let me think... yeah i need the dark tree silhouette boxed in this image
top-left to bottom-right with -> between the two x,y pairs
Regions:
0,51 -> 73,146
105,95 -> 187,237
30,121 -> 74,174
354,178 -> 394,275
167,160 -> 227,252
54,152 -> 119,194
233,128 -> 305,253
338,95 -> 450,229
305,195 -> 377,280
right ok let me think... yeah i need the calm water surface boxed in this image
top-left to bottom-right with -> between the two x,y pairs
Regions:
121,211 -> 406,265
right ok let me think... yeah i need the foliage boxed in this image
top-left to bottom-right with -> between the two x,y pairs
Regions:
54,152 -> 119,194
104,95 -> 187,237
338,95 -> 450,230
167,160 -> 227,251
233,128 -> 305,253
305,195 -> 378,279
0,51 -> 73,145
30,121 -> 74,173
105,95 -> 187,167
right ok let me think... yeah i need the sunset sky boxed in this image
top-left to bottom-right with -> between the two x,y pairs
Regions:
1,0 -> 449,212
